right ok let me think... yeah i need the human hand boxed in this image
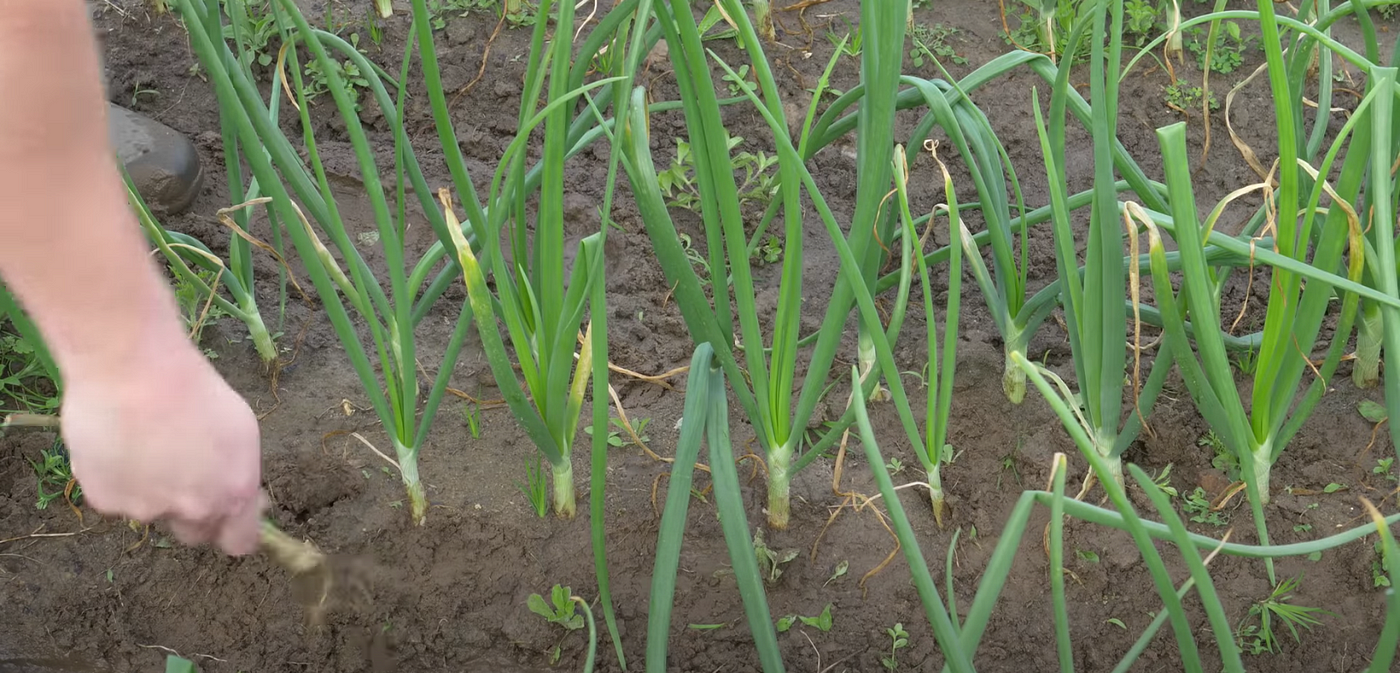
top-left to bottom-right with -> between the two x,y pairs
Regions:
59,330 -> 265,556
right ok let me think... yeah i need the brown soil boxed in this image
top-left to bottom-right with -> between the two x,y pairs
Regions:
3,1 -> 1397,672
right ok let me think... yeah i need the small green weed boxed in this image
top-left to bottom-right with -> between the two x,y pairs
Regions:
885,456 -> 906,475
1183,486 -> 1229,527
753,235 -> 783,265
165,655 -> 199,673
1186,21 -> 1255,74
754,528 -> 799,585
172,266 -> 230,358
908,23 -> 967,68
1124,0 -> 1160,46
516,455 -> 548,518
1200,430 -> 1240,480
826,18 -> 862,58
29,439 -> 79,511
656,136 -> 779,213
722,64 -> 755,97
221,0 -> 279,71
302,33 -> 372,110
462,402 -> 481,438
426,0 -> 496,30
1375,458 -> 1398,483
776,603 -> 834,633
1163,83 -> 1220,112
677,232 -> 713,289
1148,463 -> 1179,497
584,417 -> 651,449
881,622 -> 910,670
527,584 -> 585,630
825,560 -> 849,586
1234,575 -> 1332,655
0,327 -> 59,413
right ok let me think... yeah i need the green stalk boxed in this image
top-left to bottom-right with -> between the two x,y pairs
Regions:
850,367 -> 973,673
892,143 -> 962,526
1048,453 -> 1072,672
645,345 -> 719,672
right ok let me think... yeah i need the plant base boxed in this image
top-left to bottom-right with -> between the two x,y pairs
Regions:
1355,305 -> 1382,389
552,460 -> 576,519
928,482 -> 947,529
1003,353 -> 1027,405
399,453 -> 428,526
767,451 -> 792,530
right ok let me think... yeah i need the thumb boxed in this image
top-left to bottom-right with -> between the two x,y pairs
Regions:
215,490 -> 268,557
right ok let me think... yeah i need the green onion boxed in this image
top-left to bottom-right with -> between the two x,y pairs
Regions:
1022,2 -> 1172,492
124,175 -> 280,364
176,0 -> 491,525
417,0 -> 639,520
891,143 -> 961,526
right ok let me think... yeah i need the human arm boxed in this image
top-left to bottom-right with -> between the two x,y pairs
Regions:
0,0 -> 264,555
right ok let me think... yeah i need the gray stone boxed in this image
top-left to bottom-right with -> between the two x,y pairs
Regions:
106,103 -> 203,215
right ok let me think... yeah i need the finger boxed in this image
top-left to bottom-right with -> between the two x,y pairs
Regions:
215,490 -> 267,557
168,517 -> 219,548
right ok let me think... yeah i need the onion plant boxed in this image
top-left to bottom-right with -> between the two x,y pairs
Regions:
619,0 -> 913,530
420,0 -> 650,520
174,0 -> 502,525
624,0 -> 1135,529
643,348 -> 1400,669
124,172 -> 283,364
1021,1 -> 1175,492
890,143 -> 962,526
1138,3 -> 1400,586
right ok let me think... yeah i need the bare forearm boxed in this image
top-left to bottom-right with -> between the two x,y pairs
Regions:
0,1 -> 187,379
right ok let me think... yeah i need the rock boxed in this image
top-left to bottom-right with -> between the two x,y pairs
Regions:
107,103 -> 202,215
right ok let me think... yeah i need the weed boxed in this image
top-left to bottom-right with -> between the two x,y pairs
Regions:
1374,458 -> 1398,483
657,136 -> 779,213
1163,83 -> 1220,112
1183,487 -> 1229,526
826,18 -> 862,58
221,0 -> 280,71
908,23 -> 967,68
462,403 -> 481,439
1234,575 -> 1331,655
302,33 -> 372,110
516,455 -> 548,517
722,64 -> 755,97
527,584 -> 585,630
0,327 -> 59,413
1200,430 -> 1239,480
825,560 -> 849,586
753,528 -> 798,585
1148,463 -> 1179,497
885,456 -> 906,475
1124,0 -> 1160,46
996,440 -> 1022,488
677,233 -> 713,289
29,439 -> 78,511
1185,22 -> 1255,74
881,622 -> 910,670
172,265 -> 230,358
584,417 -> 651,449
753,235 -> 783,265
1076,549 -> 1100,563
776,603 -> 834,633
426,0 -> 496,30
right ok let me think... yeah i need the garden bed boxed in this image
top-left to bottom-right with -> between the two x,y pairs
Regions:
1,1 -> 1397,671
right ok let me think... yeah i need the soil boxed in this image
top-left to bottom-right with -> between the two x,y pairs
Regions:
3,1 -> 1399,672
